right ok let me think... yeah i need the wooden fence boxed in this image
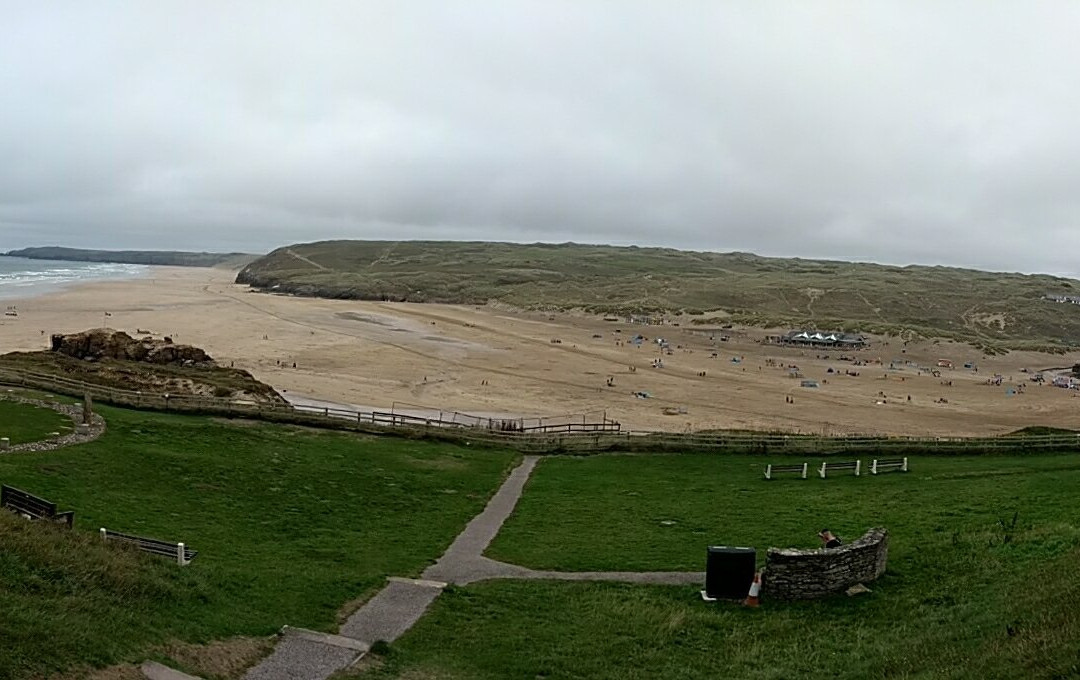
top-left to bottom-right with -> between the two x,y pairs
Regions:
1,367 -> 1078,456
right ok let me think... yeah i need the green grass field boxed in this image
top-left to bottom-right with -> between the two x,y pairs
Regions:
5,402 -> 1080,679
0,399 -> 73,445
367,453 -> 1080,679
236,240 -> 1080,350
0,405 -> 516,679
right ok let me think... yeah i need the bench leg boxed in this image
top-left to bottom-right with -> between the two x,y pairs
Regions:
177,542 -> 185,566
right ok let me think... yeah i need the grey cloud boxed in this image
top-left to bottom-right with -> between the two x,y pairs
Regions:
1,1 -> 1078,276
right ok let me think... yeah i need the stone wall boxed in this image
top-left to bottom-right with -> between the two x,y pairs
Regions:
761,527 -> 888,600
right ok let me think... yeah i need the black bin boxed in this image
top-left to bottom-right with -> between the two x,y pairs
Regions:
705,546 -> 756,600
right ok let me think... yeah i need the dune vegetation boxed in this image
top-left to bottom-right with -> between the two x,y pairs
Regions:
237,240 -> 1080,351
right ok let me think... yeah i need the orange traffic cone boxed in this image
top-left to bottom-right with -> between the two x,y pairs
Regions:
743,571 -> 761,607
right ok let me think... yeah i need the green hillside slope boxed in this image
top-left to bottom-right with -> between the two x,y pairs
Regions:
236,240 -> 1080,350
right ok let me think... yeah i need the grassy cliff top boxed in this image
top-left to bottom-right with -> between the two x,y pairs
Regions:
236,240 -> 1080,350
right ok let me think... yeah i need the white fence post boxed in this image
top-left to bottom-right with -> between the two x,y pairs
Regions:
871,459 -> 878,475
177,542 -> 185,566
819,462 -> 827,479
855,460 -> 861,476
902,457 -> 908,472
100,527 -> 106,541
801,462 -> 808,479
764,464 -> 772,480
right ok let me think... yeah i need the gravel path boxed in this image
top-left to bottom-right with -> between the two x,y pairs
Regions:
245,454 -> 703,679
511,569 -> 705,585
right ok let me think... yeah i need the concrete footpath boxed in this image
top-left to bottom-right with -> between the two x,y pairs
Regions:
242,456 -> 542,679
243,454 -> 703,679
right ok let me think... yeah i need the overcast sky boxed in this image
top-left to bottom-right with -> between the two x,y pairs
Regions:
2,2 -> 1079,276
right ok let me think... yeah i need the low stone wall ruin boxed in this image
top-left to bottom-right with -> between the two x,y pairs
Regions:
762,527 -> 888,600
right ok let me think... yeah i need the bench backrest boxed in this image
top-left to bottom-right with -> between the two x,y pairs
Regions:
1,485 -> 57,518
764,462 -> 808,479
101,528 -> 196,563
871,457 -> 908,474
819,460 -> 861,477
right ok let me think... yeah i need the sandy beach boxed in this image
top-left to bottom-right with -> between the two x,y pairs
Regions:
0,265 -> 1077,437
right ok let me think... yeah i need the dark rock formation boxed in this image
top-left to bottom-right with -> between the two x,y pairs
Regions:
50,329 -> 212,366
761,527 -> 888,600
6,329 -> 285,405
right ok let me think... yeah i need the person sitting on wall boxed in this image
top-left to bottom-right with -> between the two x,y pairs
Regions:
818,529 -> 843,549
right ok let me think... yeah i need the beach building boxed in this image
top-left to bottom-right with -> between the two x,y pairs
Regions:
777,330 -> 867,348
1044,294 -> 1080,304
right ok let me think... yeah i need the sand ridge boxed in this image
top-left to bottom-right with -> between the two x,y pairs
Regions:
0,266 -> 1077,437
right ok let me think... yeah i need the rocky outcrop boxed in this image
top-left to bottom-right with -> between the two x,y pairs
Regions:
2,329 -> 286,405
761,527 -> 888,600
50,330 -> 212,366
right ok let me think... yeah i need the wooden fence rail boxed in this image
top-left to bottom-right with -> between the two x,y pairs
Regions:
1,367 -> 1078,456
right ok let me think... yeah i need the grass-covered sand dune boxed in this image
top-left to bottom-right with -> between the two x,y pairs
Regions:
0,400 -> 516,679
237,240 -> 1080,351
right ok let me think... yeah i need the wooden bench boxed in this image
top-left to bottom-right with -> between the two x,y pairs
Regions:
100,528 -> 197,566
764,463 -> 808,480
1,485 -> 74,527
819,460 -> 860,478
871,457 -> 908,474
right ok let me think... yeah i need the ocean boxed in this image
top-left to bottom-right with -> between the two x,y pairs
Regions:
0,256 -> 148,300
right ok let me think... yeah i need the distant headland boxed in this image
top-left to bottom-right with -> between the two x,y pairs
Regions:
5,246 -> 254,268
